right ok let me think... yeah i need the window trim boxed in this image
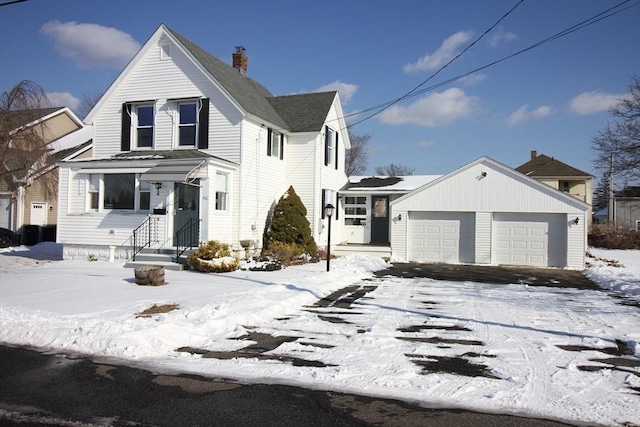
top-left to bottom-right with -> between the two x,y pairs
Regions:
215,172 -> 229,211
324,126 -> 338,169
177,101 -> 199,147
133,104 -> 155,149
86,173 -> 151,213
267,128 -> 284,160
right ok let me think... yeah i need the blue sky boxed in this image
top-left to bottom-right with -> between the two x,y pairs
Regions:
1,0 -> 639,180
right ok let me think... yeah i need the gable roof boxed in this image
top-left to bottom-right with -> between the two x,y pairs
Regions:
3,107 -> 62,130
515,153 -> 592,178
392,156 -> 590,210
615,186 -> 640,198
166,26 -> 289,130
268,92 -> 337,132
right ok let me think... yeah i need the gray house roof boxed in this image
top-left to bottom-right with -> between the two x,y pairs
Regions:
268,92 -> 337,132
167,26 -> 335,133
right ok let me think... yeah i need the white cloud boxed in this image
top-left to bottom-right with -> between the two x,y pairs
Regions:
315,81 -> 358,104
46,92 -> 80,110
404,31 -> 473,73
569,90 -> 625,115
459,73 -> 487,86
507,104 -> 553,126
488,27 -> 517,47
40,21 -> 140,69
378,88 -> 479,127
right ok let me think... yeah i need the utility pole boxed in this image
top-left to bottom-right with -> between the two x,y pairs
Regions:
608,154 -> 615,226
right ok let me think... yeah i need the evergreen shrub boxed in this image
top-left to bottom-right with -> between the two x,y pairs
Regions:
187,240 -> 240,273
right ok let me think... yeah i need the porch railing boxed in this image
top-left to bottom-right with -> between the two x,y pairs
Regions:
132,216 -> 159,261
175,218 -> 201,261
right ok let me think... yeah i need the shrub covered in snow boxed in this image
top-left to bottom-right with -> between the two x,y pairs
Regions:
265,186 -> 317,262
187,240 -> 240,273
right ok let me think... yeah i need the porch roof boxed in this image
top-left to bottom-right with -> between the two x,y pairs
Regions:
139,160 -> 206,183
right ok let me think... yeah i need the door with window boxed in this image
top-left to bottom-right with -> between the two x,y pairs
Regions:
174,181 -> 200,247
371,196 -> 389,244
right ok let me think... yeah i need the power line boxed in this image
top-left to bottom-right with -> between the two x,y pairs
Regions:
346,0 -> 639,129
350,0 -> 525,128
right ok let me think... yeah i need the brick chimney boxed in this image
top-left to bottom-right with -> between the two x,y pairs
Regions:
232,46 -> 248,75
531,150 -> 537,160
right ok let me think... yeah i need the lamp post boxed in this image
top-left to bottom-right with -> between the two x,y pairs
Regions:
324,203 -> 335,272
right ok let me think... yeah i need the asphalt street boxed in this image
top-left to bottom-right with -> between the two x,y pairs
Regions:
0,345 -> 574,427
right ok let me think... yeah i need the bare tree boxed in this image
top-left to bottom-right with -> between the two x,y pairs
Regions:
592,75 -> 640,182
76,91 -> 103,120
0,80 -> 56,197
374,163 -> 415,177
345,131 -> 370,176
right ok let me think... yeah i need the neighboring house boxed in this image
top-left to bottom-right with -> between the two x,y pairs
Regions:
57,24 -> 349,260
611,186 -> 640,230
0,107 -> 90,243
515,150 -> 594,222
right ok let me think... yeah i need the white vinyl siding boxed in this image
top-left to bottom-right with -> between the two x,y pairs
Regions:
91,38 -> 243,161
391,158 -> 589,269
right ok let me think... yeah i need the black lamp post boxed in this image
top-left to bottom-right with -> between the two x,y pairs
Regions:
324,203 -> 335,272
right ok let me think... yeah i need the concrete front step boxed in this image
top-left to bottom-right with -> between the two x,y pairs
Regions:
123,260 -> 184,271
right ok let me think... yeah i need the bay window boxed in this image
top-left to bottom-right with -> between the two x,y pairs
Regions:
87,174 -> 150,212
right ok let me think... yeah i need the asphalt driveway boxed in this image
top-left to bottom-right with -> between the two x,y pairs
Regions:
375,262 -> 599,289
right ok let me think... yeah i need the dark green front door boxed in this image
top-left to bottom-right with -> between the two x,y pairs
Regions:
371,196 -> 389,244
174,181 -> 200,247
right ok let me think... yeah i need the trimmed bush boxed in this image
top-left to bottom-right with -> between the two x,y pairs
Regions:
187,240 -> 240,273
265,186 -> 317,257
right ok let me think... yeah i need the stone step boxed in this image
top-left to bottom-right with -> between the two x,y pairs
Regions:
134,252 -> 175,263
123,260 -> 184,271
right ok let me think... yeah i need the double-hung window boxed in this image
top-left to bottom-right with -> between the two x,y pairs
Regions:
267,129 -> 284,160
324,126 -> 338,169
135,105 -> 154,148
178,102 -> 198,146
215,172 -> 228,211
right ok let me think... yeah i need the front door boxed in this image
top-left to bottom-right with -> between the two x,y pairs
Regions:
370,196 -> 389,244
174,181 -> 200,247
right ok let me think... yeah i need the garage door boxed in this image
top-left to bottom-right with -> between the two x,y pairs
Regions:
493,213 -> 567,267
409,212 -> 475,263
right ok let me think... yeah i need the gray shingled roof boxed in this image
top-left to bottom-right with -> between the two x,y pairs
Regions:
515,154 -> 591,177
268,92 -> 337,133
165,26 -> 335,133
166,27 -> 289,129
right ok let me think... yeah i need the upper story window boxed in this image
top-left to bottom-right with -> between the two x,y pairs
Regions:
134,105 -> 154,148
267,128 -> 284,160
561,181 -> 570,192
324,126 -> 338,169
178,102 -> 198,146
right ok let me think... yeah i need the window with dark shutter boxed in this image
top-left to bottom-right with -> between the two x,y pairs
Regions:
197,98 -> 209,149
324,126 -> 330,166
335,133 -> 339,170
121,103 -> 131,152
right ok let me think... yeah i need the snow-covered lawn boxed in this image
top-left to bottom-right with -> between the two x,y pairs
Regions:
1,243 -> 639,426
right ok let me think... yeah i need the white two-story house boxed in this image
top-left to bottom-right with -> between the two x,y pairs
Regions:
57,24 -> 349,261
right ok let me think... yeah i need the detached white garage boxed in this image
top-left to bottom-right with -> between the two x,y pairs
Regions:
390,157 -> 589,269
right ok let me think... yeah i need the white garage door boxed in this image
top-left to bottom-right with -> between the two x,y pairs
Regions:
409,212 -> 475,263
493,213 -> 567,267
